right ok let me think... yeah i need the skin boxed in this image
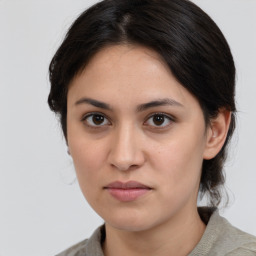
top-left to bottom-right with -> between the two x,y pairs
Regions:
67,45 -> 230,256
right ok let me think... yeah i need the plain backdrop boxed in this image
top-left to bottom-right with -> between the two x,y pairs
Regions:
1,0 -> 256,255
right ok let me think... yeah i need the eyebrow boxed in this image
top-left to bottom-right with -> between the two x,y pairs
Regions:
136,98 -> 184,112
75,98 -> 111,110
74,97 -> 183,111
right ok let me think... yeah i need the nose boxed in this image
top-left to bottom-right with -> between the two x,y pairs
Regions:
108,124 -> 145,171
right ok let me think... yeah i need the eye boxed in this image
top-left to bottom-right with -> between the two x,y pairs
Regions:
145,113 -> 173,128
82,113 -> 111,127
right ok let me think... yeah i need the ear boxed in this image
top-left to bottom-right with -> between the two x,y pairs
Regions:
203,109 -> 231,160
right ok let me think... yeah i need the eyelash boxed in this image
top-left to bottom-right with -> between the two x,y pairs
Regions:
81,112 -> 175,129
144,112 -> 175,128
81,112 -> 112,128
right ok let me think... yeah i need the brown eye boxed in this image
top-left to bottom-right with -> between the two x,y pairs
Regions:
152,115 -> 165,126
92,114 -> 105,125
83,113 -> 110,127
145,113 -> 173,127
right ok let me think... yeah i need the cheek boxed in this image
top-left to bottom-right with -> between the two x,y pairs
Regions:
150,147 -> 202,213
151,134 -> 205,191
69,138 -> 106,187
70,143 -> 106,208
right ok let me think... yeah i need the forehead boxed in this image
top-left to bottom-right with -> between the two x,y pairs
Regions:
84,44 -> 168,73
68,44 -> 200,110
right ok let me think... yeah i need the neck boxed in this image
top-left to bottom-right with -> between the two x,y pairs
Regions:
103,207 -> 206,256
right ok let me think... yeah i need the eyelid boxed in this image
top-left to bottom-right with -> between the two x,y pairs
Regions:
145,112 -> 175,121
81,112 -> 112,127
144,112 -> 175,127
81,111 -> 109,120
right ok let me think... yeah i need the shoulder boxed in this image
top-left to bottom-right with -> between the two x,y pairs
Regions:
56,238 -> 89,256
226,245 -> 256,256
55,225 -> 105,256
214,221 -> 256,256
211,211 -> 256,255
190,208 -> 256,256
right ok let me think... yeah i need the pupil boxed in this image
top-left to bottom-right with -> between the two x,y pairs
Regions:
93,115 -> 104,125
153,115 -> 164,125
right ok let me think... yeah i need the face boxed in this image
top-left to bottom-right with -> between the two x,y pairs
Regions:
67,45 -> 212,232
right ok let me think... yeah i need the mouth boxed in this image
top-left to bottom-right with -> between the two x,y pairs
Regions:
104,181 -> 152,202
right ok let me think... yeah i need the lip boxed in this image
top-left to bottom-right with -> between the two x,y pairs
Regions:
104,181 -> 152,202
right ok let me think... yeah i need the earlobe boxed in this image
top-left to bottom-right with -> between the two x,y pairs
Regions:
203,109 -> 231,160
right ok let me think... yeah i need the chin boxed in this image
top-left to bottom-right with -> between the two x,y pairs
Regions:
104,211 -> 161,233
108,221 -> 152,232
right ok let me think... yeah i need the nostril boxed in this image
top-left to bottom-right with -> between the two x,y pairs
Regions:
110,163 -> 140,172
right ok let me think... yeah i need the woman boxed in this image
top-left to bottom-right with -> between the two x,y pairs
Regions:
48,0 -> 256,255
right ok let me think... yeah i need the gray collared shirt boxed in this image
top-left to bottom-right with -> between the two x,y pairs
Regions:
56,208 -> 256,256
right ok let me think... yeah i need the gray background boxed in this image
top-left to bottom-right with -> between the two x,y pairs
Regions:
1,0 -> 255,255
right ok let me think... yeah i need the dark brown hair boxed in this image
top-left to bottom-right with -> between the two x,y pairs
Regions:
48,0 -> 236,206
